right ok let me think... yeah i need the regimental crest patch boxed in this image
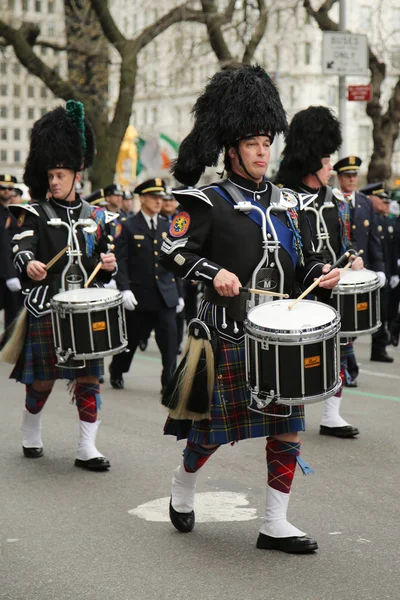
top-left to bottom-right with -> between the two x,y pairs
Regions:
5,216 -> 11,229
170,211 -> 190,238
114,223 -> 122,238
17,212 -> 25,228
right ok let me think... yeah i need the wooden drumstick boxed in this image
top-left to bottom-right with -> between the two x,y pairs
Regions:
287,250 -> 358,311
45,245 -> 69,270
240,287 -> 289,298
84,244 -> 115,289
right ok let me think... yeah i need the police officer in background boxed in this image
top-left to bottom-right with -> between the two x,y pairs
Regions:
0,174 -> 23,328
360,182 -> 397,363
120,189 -> 134,218
109,178 -> 182,392
333,157 -> 385,384
387,200 -> 400,345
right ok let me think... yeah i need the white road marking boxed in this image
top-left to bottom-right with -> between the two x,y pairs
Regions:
6,539 -> 19,542
359,368 -> 400,381
328,532 -> 342,535
129,491 -> 258,523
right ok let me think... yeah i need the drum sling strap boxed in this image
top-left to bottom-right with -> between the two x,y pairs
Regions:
40,198 -> 93,223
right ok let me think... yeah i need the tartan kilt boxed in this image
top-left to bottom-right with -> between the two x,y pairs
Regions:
164,339 -> 305,445
10,312 -> 104,384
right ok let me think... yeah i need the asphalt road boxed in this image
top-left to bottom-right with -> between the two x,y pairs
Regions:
1,332 -> 399,600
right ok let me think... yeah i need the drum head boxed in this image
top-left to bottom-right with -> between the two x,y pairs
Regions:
339,268 -> 378,284
245,299 -> 339,341
53,288 -> 121,305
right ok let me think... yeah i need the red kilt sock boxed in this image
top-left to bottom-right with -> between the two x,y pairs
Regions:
266,438 -> 301,494
25,384 -> 51,414
183,441 -> 220,473
74,383 -> 100,423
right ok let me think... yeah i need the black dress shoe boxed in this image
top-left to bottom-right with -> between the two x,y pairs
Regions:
320,425 -> 360,438
256,532 -> 318,554
344,378 -> 358,388
370,351 -> 394,363
169,499 -> 195,533
74,456 -> 110,471
98,377 -> 104,384
109,365 -> 124,389
23,446 -> 43,458
139,340 -> 148,352
390,333 -> 399,347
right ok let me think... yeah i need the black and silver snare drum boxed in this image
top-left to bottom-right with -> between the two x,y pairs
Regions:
51,288 -> 128,367
244,299 -> 341,410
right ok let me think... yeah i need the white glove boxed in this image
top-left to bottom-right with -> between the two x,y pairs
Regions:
103,279 -> 117,290
122,289 -> 138,311
390,275 -> 400,289
6,277 -> 22,292
176,297 -> 185,314
376,271 -> 387,288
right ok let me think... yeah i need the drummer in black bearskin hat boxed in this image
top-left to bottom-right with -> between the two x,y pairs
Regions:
275,107 -> 364,439
159,66 -> 340,554
5,101 -> 117,471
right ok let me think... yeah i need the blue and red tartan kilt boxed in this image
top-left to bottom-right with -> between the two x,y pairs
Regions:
164,339 -> 305,445
10,312 -> 104,384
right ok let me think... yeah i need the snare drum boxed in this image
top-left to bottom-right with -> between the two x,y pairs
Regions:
244,299 -> 341,408
51,288 -> 128,366
331,268 -> 380,336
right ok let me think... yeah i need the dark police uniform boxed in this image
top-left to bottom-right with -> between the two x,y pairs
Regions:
0,202 -> 23,328
350,191 -> 384,271
109,202 -> 179,390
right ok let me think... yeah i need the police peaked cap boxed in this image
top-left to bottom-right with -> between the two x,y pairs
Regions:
104,183 -> 123,197
275,106 -> 342,188
359,182 -> 389,200
172,64 -> 288,186
84,188 -> 107,206
24,100 -> 95,199
0,174 -> 18,188
134,178 -> 167,196
333,156 -> 362,174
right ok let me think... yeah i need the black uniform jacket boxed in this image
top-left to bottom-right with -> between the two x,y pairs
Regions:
376,214 -> 398,279
0,203 -> 19,281
160,172 -> 330,342
350,191 -> 384,272
11,196 -> 112,317
114,211 -> 179,311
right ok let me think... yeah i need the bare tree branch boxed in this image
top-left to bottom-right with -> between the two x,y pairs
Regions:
89,0 -> 126,53
303,0 -> 339,30
242,0 -> 268,64
200,0 -> 235,65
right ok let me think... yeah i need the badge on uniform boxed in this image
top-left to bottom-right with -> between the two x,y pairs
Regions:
170,211 -> 190,238
17,212 -> 25,227
364,219 -> 369,227
114,223 -> 122,238
378,225 -> 383,232
5,216 -> 11,229
388,226 -> 393,233
134,234 -> 145,239
162,231 -> 168,239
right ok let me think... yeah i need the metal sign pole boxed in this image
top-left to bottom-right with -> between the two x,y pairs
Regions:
338,0 -> 348,158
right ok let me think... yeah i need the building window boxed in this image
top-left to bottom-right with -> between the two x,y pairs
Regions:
28,85 -> 34,98
152,107 -> 158,124
0,106 -> 7,118
13,106 -> 21,118
1,150 -> 7,162
0,63 -> 7,75
358,125 -> 372,156
22,0 -> 29,9
41,86 -> 47,98
360,6 -> 372,31
391,47 -> 400,71
0,128 -> 7,140
14,128 -> 20,141
48,0 -> 54,13
328,85 -> 338,105
48,22 -> 55,36
12,63 -> 20,75
305,42 -> 311,65
35,0 -> 41,11
13,84 -> 21,97
28,107 -> 35,119
8,0 -> 15,8
0,85 -> 8,96
41,107 -> 47,116
14,150 -> 21,163
289,85 -> 295,107
41,46 -> 47,56
276,9 -> 281,31
304,10 -> 311,25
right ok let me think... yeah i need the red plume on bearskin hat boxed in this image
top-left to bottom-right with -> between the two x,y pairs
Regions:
275,106 -> 342,188
24,100 -> 95,199
172,64 -> 288,186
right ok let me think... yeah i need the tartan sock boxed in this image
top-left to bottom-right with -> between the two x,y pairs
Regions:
74,383 -> 101,423
25,385 -> 51,415
266,438 -> 301,494
182,441 -> 220,473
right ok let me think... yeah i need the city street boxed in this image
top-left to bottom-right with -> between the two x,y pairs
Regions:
1,334 -> 399,600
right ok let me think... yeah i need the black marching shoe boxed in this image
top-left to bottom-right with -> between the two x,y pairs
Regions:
109,365 -> 124,389
256,532 -> 318,554
320,425 -> 359,438
74,456 -> 110,471
23,446 -> 44,458
344,377 -> 358,388
169,499 -> 195,533
370,350 -> 394,363
139,339 -> 148,352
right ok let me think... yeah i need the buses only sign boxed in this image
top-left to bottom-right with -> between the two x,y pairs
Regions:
322,32 -> 369,76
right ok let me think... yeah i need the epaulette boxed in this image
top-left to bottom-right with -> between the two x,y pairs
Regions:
172,187 -> 213,207
8,202 -> 40,217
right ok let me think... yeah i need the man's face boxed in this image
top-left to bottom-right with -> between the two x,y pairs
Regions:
107,193 -> 123,212
140,193 -> 163,216
10,191 -> 24,205
48,168 -> 79,201
338,172 -> 358,194
229,136 -> 271,183
371,195 -> 385,214
383,201 -> 390,216
315,156 -> 333,187
122,198 -> 133,214
0,187 -> 13,203
162,197 -> 178,216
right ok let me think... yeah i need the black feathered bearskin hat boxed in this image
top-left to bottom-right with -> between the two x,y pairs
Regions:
172,65 -> 288,186
24,100 -> 95,199
275,106 -> 342,188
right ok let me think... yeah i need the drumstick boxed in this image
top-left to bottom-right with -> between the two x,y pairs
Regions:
84,244 -> 115,288
45,245 -> 69,270
287,251 -> 358,311
239,287 -> 289,298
